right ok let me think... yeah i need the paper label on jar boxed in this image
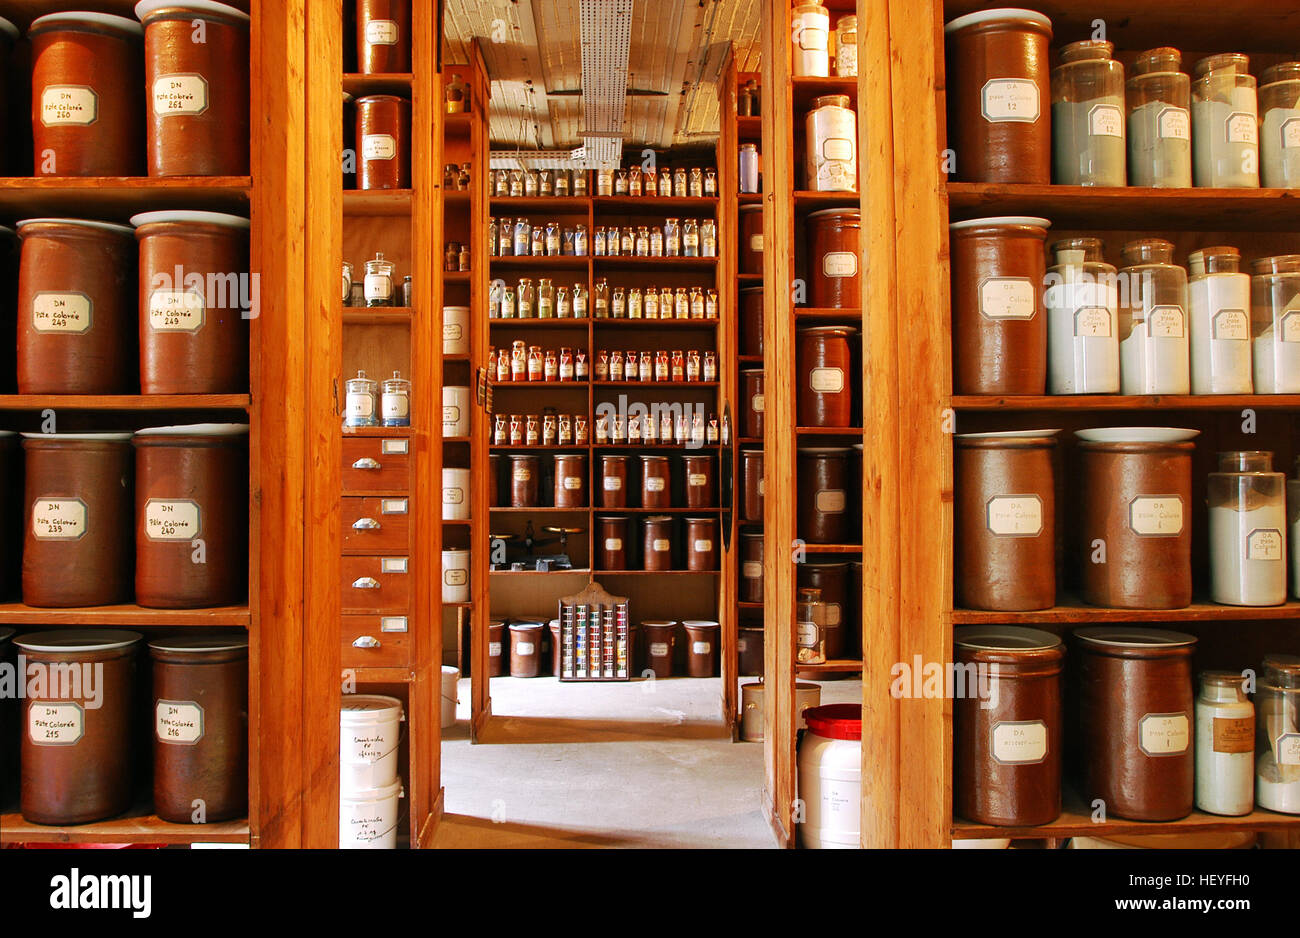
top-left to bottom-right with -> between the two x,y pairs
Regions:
383,394 -> 409,419
822,137 -> 854,162
825,603 -> 841,626
1226,112 -> 1258,145
750,234 -> 764,253
32,293 -> 92,333
1247,528 -> 1283,561
603,477 -> 622,491
758,478 -> 765,495
692,641 -> 711,654
646,477 -> 665,492
1282,311 -> 1300,343
752,393 -> 765,413
1159,106 -> 1190,140
652,538 -> 671,552
29,703 -> 84,745
444,568 -> 467,586
980,79 -> 1040,123
512,467 -> 532,482
444,323 -> 463,341
40,86 -> 97,125
991,720 -> 1048,765
688,473 -> 707,487
1148,305 -> 1185,338
364,273 -> 393,299
442,405 -> 461,425
443,487 -> 464,505
489,641 -> 501,657
809,367 -> 844,394
1074,306 -> 1112,338
650,642 -> 669,657
346,393 -> 373,418
604,538 -> 622,551
156,700 -> 204,745
793,17 -> 827,51
743,561 -> 762,579
1089,103 -> 1123,137
517,642 -> 535,655
148,290 -> 206,332
823,251 -> 858,278
1139,712 -> 1190,756
1284,118 -> 1300,148
31,498 -> 87,540
1128,496 -> 1184,536
985,495 -> 1043,537
816,489 -> 846,513
365,19 -> 399,45
978,277 -> 1036,320
145,499 -> 202,541
563,476 -> 582,490
693,539 -> 713,553
1213,716 -> 1255,754
796,621 -> 820,647
1276,733 -> 1300,765
152,74 -> 209,116
1212,308 -> 1249,341
363,134 -> 397,160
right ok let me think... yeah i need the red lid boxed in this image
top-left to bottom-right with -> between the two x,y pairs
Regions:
804,704 -> 862,741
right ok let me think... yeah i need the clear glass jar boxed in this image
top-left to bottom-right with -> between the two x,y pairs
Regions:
556,285 -> 571,319
510,341 -> 527,381
381,371 -> 410,427
524,169 -> 539,197
1195,670 -> 1255,816
561,227 -> 576,256
806,93 -> 857,191
487,219 -> 498,258
555,168 -> 570,196
575,224 -> 589,256
498,217 -> 513,256
1045,238 -> 1120,394
459,163 -> 471,190
792,1 -> 830,78
659,167 -> 672,195
1188,246 -> 1253,393
674,287 -> 689,320
537,278 -> 555,319
628,287 -> 643,319
704,168 -> 718,196
512,218 -> 531,256
644,167 -> 659,196
690,286 -> 705,319
629,168 -> 643,196
593,278 -> 610,319
344,370 -> 378,427
796,586 -> 827,664
706,288 -> 719,319
458,244 -> 470,272
443,163 -> 458,190
1051,40 -> 1126,186
1255,654 -> 1300,814
597,168 -> 614,196
1192,53 -> 1260,188
572,169 -> 588,196
527,345 -> 543,382
650,227 -> 664,257
835,15 -> 857,77
341,260 -> 353,303
689,167 -> 704,197
545,221 -> 561,256
594,226 -> 607,257
364,253 -> 394,307
739,143 -> 760,193
517,277 -> 535,319
614,168 -> 629,195
1209,451 -> 1286,606
620,226 -> 635,256
493,169 -> 509,196
1119,238 -> 1190,394
509,168 -> 524,197
674,167 -> 688,197
1251,254 -> 1300,393
1260,62 -> 1300,188
489,280 -> 503,319
661,286 -> 675,319
701,219 -> 717,257
539,168 -> 553,196
500,285 -> 516,319
611,286 -> 626,319
530,226 -> 545,256
740,79 -> 760,117
664,217 -> 681,257
683,218 -> 700,257
445,75 -> 467,113
572,282 -> 588,318
635,225 -> 650,257
645,286 -> 659,319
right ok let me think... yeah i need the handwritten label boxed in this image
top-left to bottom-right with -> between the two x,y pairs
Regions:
816,489 -> 846,513
979,277 -> 1036,320
1139,712 -> 1190,756
1159,106 -> 1190,140
1283,118 -> 1300,149
986,495 -> 1043,536
156,700 -> 204,745
1148,305 -> 1185,338
29,703 -> 84,745
152,75 -> 209,116
365,19 -> 399,45
1074,306 -> 1112,338
40,86 -> 97,125
809,366 -> 844,393
444,568 -> 467,586
991,720 -> 1048,764
1247,528 -> 1283,561
1089,103 -> 1123,137
1276,733 -> 1300,765
149,290 -> 205,332
32,293 -> 92,333
1129,496 -> 1184,536
980,79 -> 1040,122
1226,112 -> 1258,145
145,499 -> 202,541
823,251 -> 857,278
1213,716 -> 1255,754
1212,308 -> 1249,341
363,134 -> 397,160
31,498 -> 87,540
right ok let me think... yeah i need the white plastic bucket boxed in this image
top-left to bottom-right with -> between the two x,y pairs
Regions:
443,305 -> 469,355
442,467 -> 470,520
339,778 -> 402,849
339,694 -> 403,792
797,704 -> 861,849
441,548 -> 470,602
440,666 -> 460,728
442,385 -> 470,437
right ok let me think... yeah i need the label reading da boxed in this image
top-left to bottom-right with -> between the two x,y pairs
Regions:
1276,733 -> 1300,765
32,293 -> 93,333
1212,309 -> 1249,341
823,252 -> 858,278
1089,103 -> 1123,137
145,499 -> 202,541
363,134 -> 397,160
29,702 -> 84,745
1148,306 -> 1185,339
1226,112 -> 1258,145
40,86 -> 97,125
365,19 -> 399,45
991,720 -> 1048,765
980,79 -> 1040,122
986,495 -> 1043,537
31,498 -> 88,540
1247,528 -> 1283,561
1074,306 -> 1112,338
152,74 -> 209,116
156,700 -> 204,745
979,277 -> 1036,320
1129,496 -> 1184,536
1158,106 -> 1190,140
149,291 -> 206,333
1139,712 -> 1190,756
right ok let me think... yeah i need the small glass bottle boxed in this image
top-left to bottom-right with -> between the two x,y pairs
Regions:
539,168 -> 553,196
740,79 -> 760,117
1195,671 -> 1256,816
556,285 -> 572,319
689,167 -> 704,197
575,224 -> 589,256
635,226 -> 650,257
629,168 -> 643,196
597,168 -> 614,196
527,345 -> 544,382
513,217 -> 531,256
614,168 -> 629,195
1052,40 -> 1126,186
611,286 -> 626,319
499,217 -> 514,256
835,15 -> 857,77
509,169 -> 524,197
594,226 -> 608,257
537,278 -> 555,319
689,286 -> 705,319
572,282 -> 588,319
706,288 -> 719,319
562,227 -> 576,256
1255,654 -> 1300,814
1045,237 -> 1120,394
1251,255 -> 1300,393
493,169 -> 509,197
1189,246 -> 1253,394
593,278 -> 610,319
381,372 -> 411,427
660,286 -> 675,319
444,75 -> 467,113
500,284 -> 516,319
1209,451 -> 1287,606
545,221 -> 561,256
620,226 -> 635,256
659,167 -> 672,195
796,587 -> 826,665
672,167 -> 687,197
517,277 -> 535,319
524,169 -> 539,197
674,287 -> 690,320
443,163 -> 458,190
704,168 -> 718,196
555,169 -> 570,196
739,143 -> 760,193
530,226 -> 545,256
1192,53 -> 1260,188
628,287 -> 643,319
344,370 -> 378,427
572,170 -> 588,197
664,218 -> 682,257
1260,62 -> 1300,188
401,275 -> 413,306
364,252 -> 394,307
341,261 -> 353,304
444,241 -> 459,272
700,219 -> 717,257
645,286 -> 659,319
457,162 -> 470,189
1126,48 -> 1191,188
1119,238 -> 1190,394
458,244 -> 470,272
510,341 -> 527,382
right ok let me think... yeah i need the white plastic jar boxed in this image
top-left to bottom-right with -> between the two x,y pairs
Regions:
797,703 -> 861,848
442,467 -> 470,520
339,778 -> 402,849
443,305 -> 469,354
441,548 -> 470,603
442,385 -> 470,437
339,693 -> 403,792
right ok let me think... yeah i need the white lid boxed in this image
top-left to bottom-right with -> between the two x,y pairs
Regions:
148,635 -> 249,653
0,627 -> 16,643
339,778 -> 403,802
955,428 -> 1061,440
21,431 -> 133,441
30,11 -> 144,35
681,619 -> 720,629
1074,426 -> 1200,443
807,207 -> 861,219
134,423 -> 250,437
944,8 -> 1051,34
130,210 -> 251,229
443,306 -> 471,313
441,548 -> 470,558
1073,626 -> 1198,648
797,446 -> 852,455
0,16 -> 17,39
15,630 -> 143,653
800,324 -> 859,334
16,218 -> 135,236
340,694 -> 403,716
135,0 -> 250,24
950,215 -> 1051,230
955,626 -> 1061,652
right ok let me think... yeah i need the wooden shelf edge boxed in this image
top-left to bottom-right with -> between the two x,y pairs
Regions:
953,394 -> 1300,411
0,806 -> 249,845
0,175 -> 251,191
0,604 -> 251,626
952,804 -> 1300,842
953,599 -> 1300,624
0,395 -> 250,411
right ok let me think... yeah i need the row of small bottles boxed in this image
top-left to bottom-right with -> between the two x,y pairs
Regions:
488,279 -> 719,321
491,411 -> 730,448
488,216 -> 718,258
490,344 -> 717,384
443,240 -> 471,272
492,165 -> 719,199
342,253 -> 411,308
443,162 -> 472,191
343,370 -> 410,428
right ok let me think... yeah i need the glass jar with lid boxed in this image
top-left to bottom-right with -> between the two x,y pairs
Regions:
1255,654 -> 1300,814
512,217 -> 531,256
575,223 -> 588,256
597,168 -> 614,196
545,221 -> 561,256
554,168 -> 570,196
628,287 -> 643,319
1051,40 -> 1126,186
1251,254 -> 1300,393
459,163 -> 471,190
443,163 -> 458,190
364,252 -> 394,307
508,168 -> 524,197
1192,53 -> 1260,188
537,278 -> 555,319
682,218 -> 700,257
689,167 -> 704,197
674,287 -> 690,320
704,168 -> 718,196
594,226 -> 608,257
659,167 -> 672,195
538,168 -> 553,196
498,217 -> 513,256
706,288 -> 719,319
792,2 -> 830,78
1194,671 -> 1255,816
629,167 -> 643,196
701,219 -> 717,257
572,282 -> 588,318
524,169 -> 539,197
493,168 -> 509,196
517,277 -> 535,319
834,15 -> 857,77
341,260 -> 353,303
1119,238 -> 1190,394
1259,62 -> 1300,188
530,226 -> 545,256
645,286 -> 660,319
1045,238 -> 1119,393
444,75 -> 467,113
664,218 -> 682,256
381,371 -> 410,427
593,278 -> 610,319
796,587 -> 827,664
487,219 -> 498,258
739,143 -> 760,193
555,285 -> 571,319
572,169 -> 588,196
500,283 -> 516,319
620,226 -> 635,256
344,370 -> 378,427
673,167 -> 688,197
690,287 -> 705,320
806,94 -> 857,191
740,79 -> 760,117
561,227 -> 576,256
614,168 -> 629,195
635,226 -> 650,257
1208,451 -> 1286,606
1188,246 -> 1253,394
611,286 -> 626,319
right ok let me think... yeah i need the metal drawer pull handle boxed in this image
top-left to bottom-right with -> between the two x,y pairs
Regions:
352,457 -> 382,470
352,517 -> 381,530
352,636 -> 381,649
351,576 -> 380,589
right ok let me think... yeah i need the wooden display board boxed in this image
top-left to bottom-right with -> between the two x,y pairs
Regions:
557,580 -> 631,682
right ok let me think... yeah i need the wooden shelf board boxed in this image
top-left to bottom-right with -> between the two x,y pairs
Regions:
0,395 -> 249,411
737,601 -> 764,609
593,195 -> 719,212
489,445 -> 589,452
493,382 -> 590,390
343,189 -> 412,216
953,394 -> 1300,411
596,381 -> 719,389
343,306 -> 412,324
796,659 -> 863,673
953,598 -> 1300,625
442,435 -> 471,442
588,507 -> 724,514
341,426 -> 412,437
0,805 -> 249,846
489,196 -> 589,213
443,191 -> 472,207
489,506 -> 591,513
490,256 -> 589,269
349,667 -> 415,684
0,603 -> 250,626
443,112 -> 473,137
594,256 -> 718,269
795,306 -> 862,320
489,317 -> 589,327
797,426 -> 863,435
342,73 -> 412,95
597,569 -> 722,576
738,192 -> 763,203
490,568 -> 593,576
593,318 -> 720,327
0,176 -> 251,216
801,544 -> 863,554
794,191 -> 859,209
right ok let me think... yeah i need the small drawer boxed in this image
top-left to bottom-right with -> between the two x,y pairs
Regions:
341,555 -> 411,614
341,614 -> 411,670
342,496 -> 411,554
342,436 -> 411,494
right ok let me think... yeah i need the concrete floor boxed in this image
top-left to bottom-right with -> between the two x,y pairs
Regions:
434,675 -> 862,849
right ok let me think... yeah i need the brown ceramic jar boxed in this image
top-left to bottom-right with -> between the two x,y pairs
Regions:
740,530 -> 764,603
22,433 -> 134,607
133,210 -> 251,393
28,12 -> 144,176
133,424 -> 249,608
643,515 -> 675,571
943,9 -> 1053,184
16,630 -> 142,824
798,325 -> 857,427
798,560 -> 848,658
357,0 -> 411,74
740,286 -> 763,356
741,448 -> 764,522
738,204 -> 763,275
741,368 -> 765,438
954,626 -> 1064,827
807,209 -> 860,309
955,431 -> 1057,611
683,620 -> 720,677
640,455 -> 671,509
597,516 -> 629,570
599,454 -> 628,508
488,617 -> 506,676
1077,435 -> 1194,609
950,216 -> 1049,395
0,626 -> 15,802
552,453 -> 586,508
508,454 -> 539,508
685,516 -> 718,571
797,447 -> 851,544
0,433 -> 22,600
738,625 -> 764,676
0,20 -> 17,176
1070,627 -> 1196,821
640,620 -> 676,678
148,635 -> 248,823
683,454 -> 715,508
356,94 -> 410,190
138,0 -> 251,176
17,219 -> 137,394
508,621 -> 545,678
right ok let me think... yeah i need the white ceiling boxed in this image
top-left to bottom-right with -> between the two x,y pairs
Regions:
442,0 -> 762,150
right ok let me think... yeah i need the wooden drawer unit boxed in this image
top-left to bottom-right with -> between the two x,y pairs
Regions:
341,436 -> 411,493
341,614 -> 412,670
342,496 -> 411,554
341,555 -> 411,613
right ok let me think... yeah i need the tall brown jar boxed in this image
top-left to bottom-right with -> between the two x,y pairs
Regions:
797,447 -> 851,544
798,325 -> 857,427
133,424 -> 249,608
0,433 -> 22,600
1077,433 -> 1194,609
508,621 -> 545,678
954,626 -> 1064,827
738,625 -> 765,676
0,626 -> 14,802
807,209 -> 860,308
740,286 -> 763,356
17,218 -> 137,394
955,431 -> 1057,611
137,0 -> 251,176
149,635 -> 248,823
950,216 -> 1049,395
643,515 -> 674,571
640,455 -> 671,509
683,454 -> 715,508
28,12 -> 144,176
683,620 -> 720,677
488,617 -> 506,676
640,620 -> 676,678
357,0 -> 411,74
943,9 -> 1053,184
685,517 -> 718,571
797,561 -> 848,658
741,368 -> 765,438
508,454 -> 539,508
22,433 -> 134,607
552,453 -> 586,508
16,630 -> 141,824
741,448 -> 764,522
738,205 -> 763,275
599,454 -> 628,508
355,94 -> 410,190
740,530 -> 764,603
597,516 -> 629,570
133,210 -> 251,393
1071,627 -> 1197,821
